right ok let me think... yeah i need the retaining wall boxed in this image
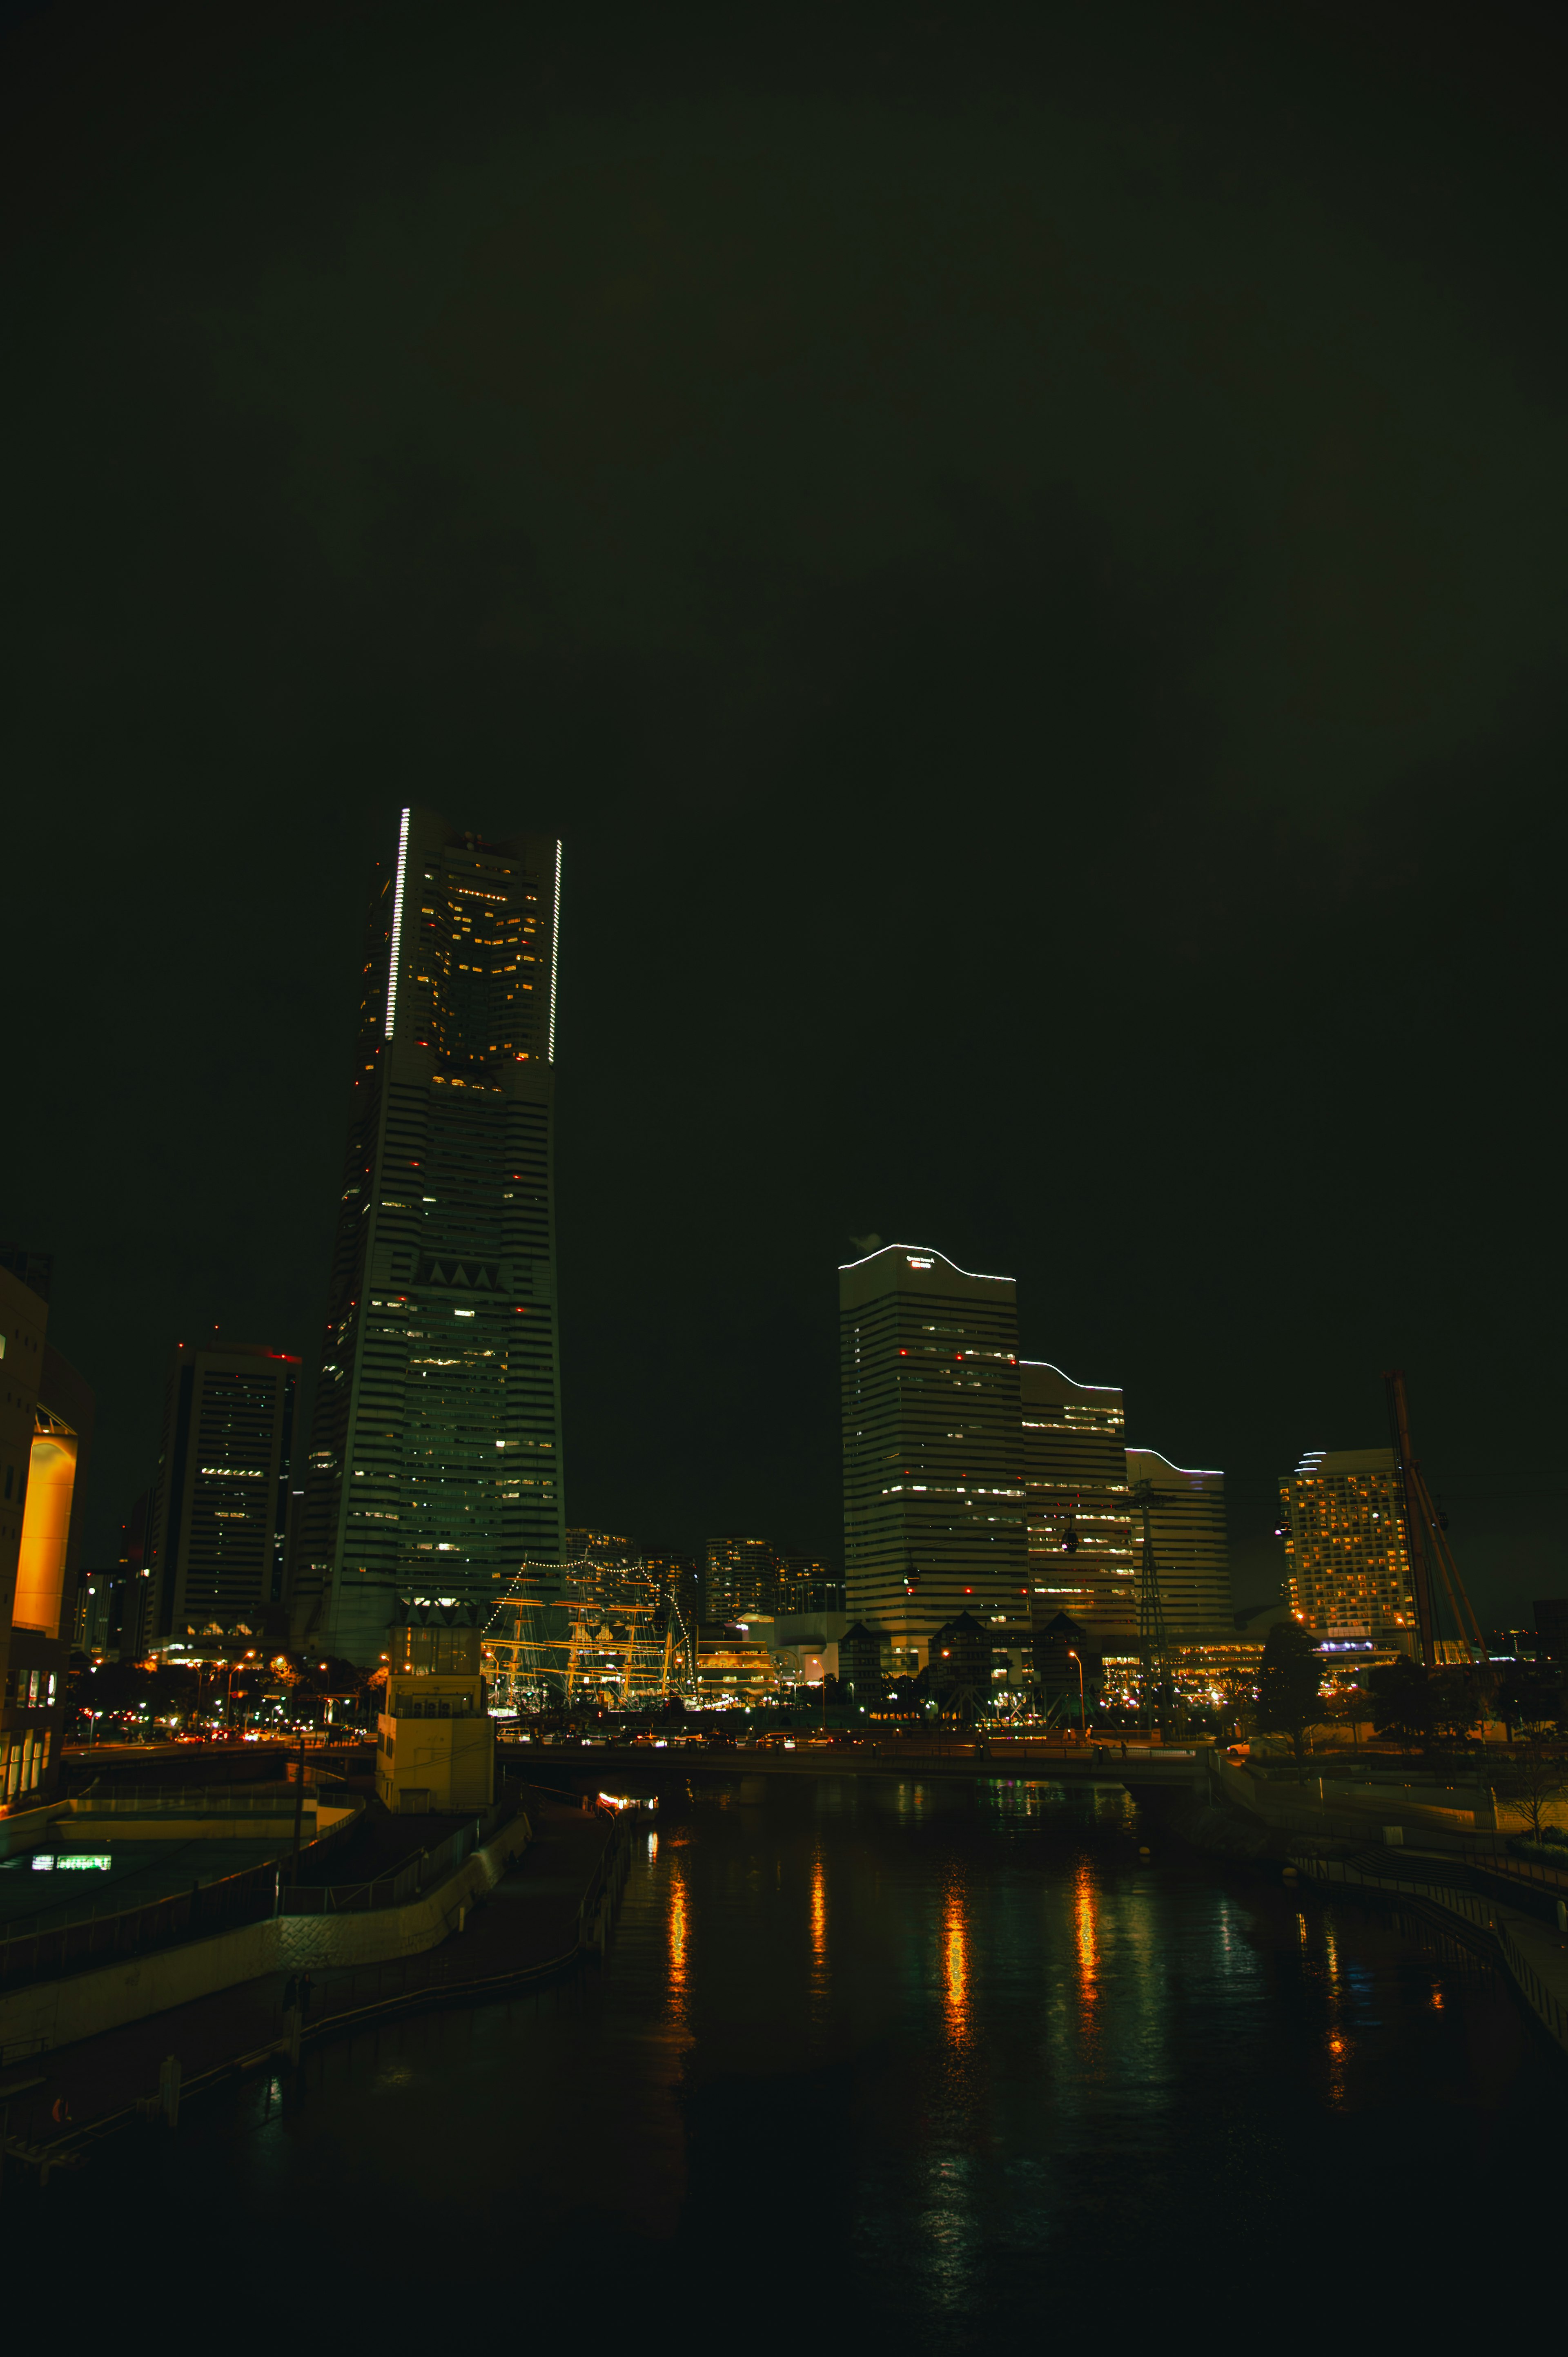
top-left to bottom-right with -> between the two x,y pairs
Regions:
0,1810 -> 532,2056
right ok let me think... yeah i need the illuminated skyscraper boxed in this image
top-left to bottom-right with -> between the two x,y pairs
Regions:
1125,1448 -> 1232,1640
1278,1446 -> 1417,1645
1020,1361 -> 1135,1645
292,809 -> 565,1666
840,1244 -> 1027,1648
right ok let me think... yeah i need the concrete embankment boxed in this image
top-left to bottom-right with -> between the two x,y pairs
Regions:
0,1790 -> 623,2179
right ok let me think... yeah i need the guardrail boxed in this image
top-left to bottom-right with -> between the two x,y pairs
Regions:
277,1793 -> 515,1915
69,1786 -> 324,1816
0,1857 -> 282,1991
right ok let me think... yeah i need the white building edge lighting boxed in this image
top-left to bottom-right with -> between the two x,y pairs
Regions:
384,806 -> 412,1041
837,1241 -> 1015,1283
548,838 -> 562,1063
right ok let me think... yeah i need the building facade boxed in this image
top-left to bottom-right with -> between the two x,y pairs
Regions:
292,809 -> 566,1665
1125,1449 -> 1232,1641
704,1536 -> 775,1622
1278,1446 -> 1417,1646
1020,1361 -> 1136,1646
840,1244 -> 1027,1648
144,1340 -> 298,1655
0,1256 -> 92,1808
775,1556 -> 843,1616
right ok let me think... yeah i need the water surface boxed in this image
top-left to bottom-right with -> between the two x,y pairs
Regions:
23,1777 -> 1557,2335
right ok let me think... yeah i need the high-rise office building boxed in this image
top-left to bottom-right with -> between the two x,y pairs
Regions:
0,1253 -> 92,1806
1125,1448 -> 1232,1640
704,1536 -> 775,1622
293,809 -> 566,1665
1020,1361 -> 1136,1645
144,1340 -> 299,1653
840,1244 -> 1027,1649
1278,1447 -> 1417,1645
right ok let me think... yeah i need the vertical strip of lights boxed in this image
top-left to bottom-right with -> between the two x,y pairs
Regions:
548,837 -> 562,1063
384,807 -> 411,1040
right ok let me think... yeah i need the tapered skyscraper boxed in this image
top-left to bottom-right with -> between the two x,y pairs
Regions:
293,809 -> 566,1665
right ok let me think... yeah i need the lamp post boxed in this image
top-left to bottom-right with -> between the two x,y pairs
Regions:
1067,1649 -> 1087,1741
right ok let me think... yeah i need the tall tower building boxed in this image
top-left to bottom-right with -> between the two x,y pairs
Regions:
293,809 -> 566,1666
840,1244 -> 1027,1649
1125,1448 -> 1232,1640
145,1340 -> 299,1653
1020,1362 -> 1136,1645
1278,1446 -> 1417,1645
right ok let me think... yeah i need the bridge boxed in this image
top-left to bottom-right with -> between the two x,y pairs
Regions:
508,1737 -> 1214,1799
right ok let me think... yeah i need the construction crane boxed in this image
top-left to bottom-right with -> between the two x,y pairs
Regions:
1384,1369 -> 1488,1671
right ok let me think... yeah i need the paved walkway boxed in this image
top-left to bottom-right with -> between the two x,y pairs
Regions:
0,1791 -> 613,2167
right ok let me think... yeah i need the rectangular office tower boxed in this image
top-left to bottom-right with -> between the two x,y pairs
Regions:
1125,1448 -> 1232,1640
145,1340 -> 299,1653
292,809 -> 566,1666
1279,1447 -> 1417,1645
1020,1361 -> 1136,1644
840,1244 -> 1027,1648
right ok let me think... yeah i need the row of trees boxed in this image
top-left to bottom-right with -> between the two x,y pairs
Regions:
1256,1623 -> 1568,1834
66,1650 -> 376,1732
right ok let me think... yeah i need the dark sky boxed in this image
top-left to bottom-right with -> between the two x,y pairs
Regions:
4,0 -> 1565,1618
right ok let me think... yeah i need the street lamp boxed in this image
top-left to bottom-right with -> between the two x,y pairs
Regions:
1067,1648 -> 1087,1740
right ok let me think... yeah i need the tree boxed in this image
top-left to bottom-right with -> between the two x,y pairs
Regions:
1491,1745 -> 1568,1846
1494,1664 -> 1561,1744
1256,1621 -> 1323,1771
1369,1655 -> 1434,1752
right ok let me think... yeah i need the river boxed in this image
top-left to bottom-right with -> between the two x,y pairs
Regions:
19,1775 -> 1559,2335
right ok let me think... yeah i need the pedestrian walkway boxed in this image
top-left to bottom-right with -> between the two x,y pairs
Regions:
0,1790 -> 615,2170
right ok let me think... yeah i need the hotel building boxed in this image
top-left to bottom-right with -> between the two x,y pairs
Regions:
840,1244 -> 1027,1650
1278,1446 -> 1417,1645
292,809 -> 566,1665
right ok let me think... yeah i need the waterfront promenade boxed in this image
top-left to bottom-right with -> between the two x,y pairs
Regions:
0,1788 -> 619,2179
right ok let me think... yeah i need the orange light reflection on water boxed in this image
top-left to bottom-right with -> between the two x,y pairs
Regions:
668,1867 -> 688,2023
944,1886 -> 969,2043
811,1855 -> 826,1968
1074,1864 -> 1099,2000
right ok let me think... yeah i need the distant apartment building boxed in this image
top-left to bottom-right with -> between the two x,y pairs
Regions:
840,1244 -> 1027,1649
1125,1449 -> 1232,1641
1020,1361 -> 1136,1647
0,1250 -> 93,1807
704,1536 -> 775,1622
564,1527 -> 641,1616
145,1340 -> 300,1655
775,1556 -> 844,1615
1278,1447 -> 1417,1645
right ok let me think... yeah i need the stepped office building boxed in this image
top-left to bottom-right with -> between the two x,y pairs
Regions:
1020,1361 -> 1136,1645
1125,1448 -> 1232,1640
840,1245 -> 1027,1650
292,809 -> 566,1665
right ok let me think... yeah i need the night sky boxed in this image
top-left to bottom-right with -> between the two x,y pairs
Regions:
4,0 -> 1564,1617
